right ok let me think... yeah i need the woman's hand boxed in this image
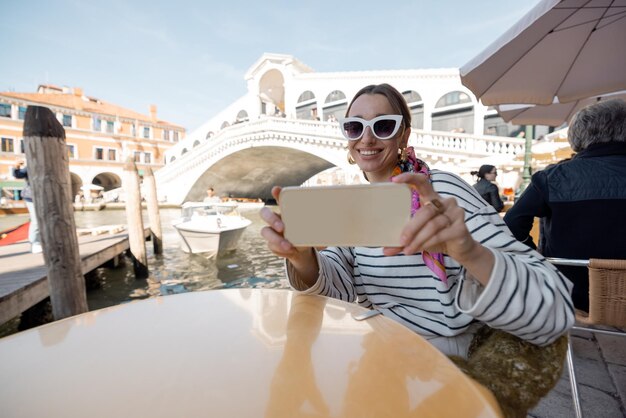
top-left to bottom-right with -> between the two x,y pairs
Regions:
259,187 -> 319,286
259,186 -> 299,258
385,173 -> 495,284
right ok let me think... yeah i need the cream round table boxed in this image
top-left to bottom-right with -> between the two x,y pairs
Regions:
0,289 -> 502,417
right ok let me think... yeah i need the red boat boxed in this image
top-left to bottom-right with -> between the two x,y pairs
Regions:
0,222 -> 29,246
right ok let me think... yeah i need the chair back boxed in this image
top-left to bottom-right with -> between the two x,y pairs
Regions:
585,259 -> 626,328
547,258 -> 626,328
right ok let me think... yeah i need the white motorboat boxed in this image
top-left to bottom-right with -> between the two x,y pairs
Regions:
172,202 -> 252,257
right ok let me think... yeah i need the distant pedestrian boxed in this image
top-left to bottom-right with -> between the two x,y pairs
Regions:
13,160 -> 42,253
471,165 -> 504,212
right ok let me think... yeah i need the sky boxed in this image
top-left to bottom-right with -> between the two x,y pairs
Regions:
1,0 -> 541,132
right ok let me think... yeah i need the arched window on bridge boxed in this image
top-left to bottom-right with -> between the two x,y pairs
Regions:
296,90 -> 317,120
170,156 -> 176,162
483,107 -> 551,138
181,148 -> 188,155
220,121 -> 230,129
483,106 -> 522,137
193,140 -> 200,148
402,90 -> 424,129
323,90 -> 347,122
432,91 -> 474,134
205,131 -> 214,140
236,110 -> 249,123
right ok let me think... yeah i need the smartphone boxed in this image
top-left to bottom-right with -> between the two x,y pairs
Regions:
279,183 -> 412,247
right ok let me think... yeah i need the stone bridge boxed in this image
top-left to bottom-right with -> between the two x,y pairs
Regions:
155,117 -> 525,204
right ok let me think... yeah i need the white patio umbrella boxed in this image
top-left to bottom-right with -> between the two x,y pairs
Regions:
495,90 -> 626,126
460,0 -> 626,106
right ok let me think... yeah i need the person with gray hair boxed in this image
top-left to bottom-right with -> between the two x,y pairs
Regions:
504,98 -> 626,311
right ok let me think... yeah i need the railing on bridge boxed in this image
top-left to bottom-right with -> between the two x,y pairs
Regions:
413,130 -> 525,157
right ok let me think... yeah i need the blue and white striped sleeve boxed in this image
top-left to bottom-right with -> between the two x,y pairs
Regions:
286,247 -> 358,302
433,171 -> 574,345
455,206 -> 575,345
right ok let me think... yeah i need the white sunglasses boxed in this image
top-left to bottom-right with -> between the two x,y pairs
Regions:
338,115 -> 403,141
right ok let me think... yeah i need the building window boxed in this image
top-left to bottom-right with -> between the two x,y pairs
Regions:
62,114 -> 72,127
94,147 -> 104,160
108,148 -> 117,161
134,151 -> 141,162
131,124 -> 136,137
93,117 -> 102,132
143,127 -> 150,139
163,129 -> 169,141
0,104 -> 11,118
67,144 -> 77,159
173,131 -> 179,141
18,106 -> 27,120
144,153 -> 151,164
1,137 -> 14,152
106,121 -> 114,133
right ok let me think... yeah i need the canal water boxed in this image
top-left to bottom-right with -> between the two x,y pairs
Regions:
0,207 -> 289,334
79,207 -> 289,310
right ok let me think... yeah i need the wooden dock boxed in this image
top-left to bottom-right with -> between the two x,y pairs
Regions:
0,226 -> 150,325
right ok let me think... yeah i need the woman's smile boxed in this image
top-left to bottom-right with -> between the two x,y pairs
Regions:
358,148 -> 383,156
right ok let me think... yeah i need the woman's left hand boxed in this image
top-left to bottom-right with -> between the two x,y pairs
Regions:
383,173 -> 486,270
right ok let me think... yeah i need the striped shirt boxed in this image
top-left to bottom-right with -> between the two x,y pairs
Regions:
287,170 -> 575,348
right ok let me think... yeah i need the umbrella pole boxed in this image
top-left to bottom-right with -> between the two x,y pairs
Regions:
519,125 -> 535,195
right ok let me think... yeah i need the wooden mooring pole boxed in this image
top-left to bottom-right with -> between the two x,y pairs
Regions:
23,106 -> 88,320
123,157 -> 149,278
143,167 -> 162,254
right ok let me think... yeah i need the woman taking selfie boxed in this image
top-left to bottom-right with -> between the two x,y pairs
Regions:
260,84 -> 574,416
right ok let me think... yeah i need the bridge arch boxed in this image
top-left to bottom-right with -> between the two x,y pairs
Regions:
69,172 -> 83,198
182,145 -> 337,202
92,172 -> 121,191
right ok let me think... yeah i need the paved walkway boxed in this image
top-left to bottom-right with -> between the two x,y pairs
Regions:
529,327 -> 626,418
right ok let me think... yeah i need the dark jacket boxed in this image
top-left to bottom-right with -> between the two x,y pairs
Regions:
13,167 -> 32,202
504,142 -> 626,311
473,178 -> 504,212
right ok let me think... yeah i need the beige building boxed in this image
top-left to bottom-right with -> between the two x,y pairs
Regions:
0,84 -> 185,200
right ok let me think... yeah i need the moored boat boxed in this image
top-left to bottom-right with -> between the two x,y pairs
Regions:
0,221 -> 29,246
172,202 -> 252,257
73,201 -> 106,211
0,204 -> 29,216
